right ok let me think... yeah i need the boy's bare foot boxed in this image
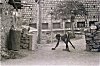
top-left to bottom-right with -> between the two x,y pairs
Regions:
63,49 -> 70,52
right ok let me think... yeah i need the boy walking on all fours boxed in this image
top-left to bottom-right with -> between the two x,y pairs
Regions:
52,32 -> 75,52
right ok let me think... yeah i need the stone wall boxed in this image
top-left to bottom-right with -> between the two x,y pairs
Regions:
1,4 -> 12,49
41,30 -> 65,44
1,3 -> 22,51
85,25 -> 100,52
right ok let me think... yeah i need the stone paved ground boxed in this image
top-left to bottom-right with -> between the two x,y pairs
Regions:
1,35 -> 100,66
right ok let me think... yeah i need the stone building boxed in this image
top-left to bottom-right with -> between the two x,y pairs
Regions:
84,0 -> 99,26
21,0 -> 37,25
21,0 -> 100,43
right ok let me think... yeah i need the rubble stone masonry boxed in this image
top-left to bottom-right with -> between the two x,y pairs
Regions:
0,3 -> 21,51
1,3 -> 13,50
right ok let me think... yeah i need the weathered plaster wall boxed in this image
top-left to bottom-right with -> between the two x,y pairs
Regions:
1,4 -> 14,50
1,3 -> 22,51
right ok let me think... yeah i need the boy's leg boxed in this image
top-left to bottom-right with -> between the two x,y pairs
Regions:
68,40 -> 75,49
52,39 -> 60,50
63,41 -> 70,52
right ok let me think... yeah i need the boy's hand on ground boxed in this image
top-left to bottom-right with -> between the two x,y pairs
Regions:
52,48 -> 55,50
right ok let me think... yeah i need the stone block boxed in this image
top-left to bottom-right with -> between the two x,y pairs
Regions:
28,34 -> 37,51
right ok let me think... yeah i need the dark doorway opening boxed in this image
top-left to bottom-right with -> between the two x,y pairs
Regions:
89,21 -> 98,26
